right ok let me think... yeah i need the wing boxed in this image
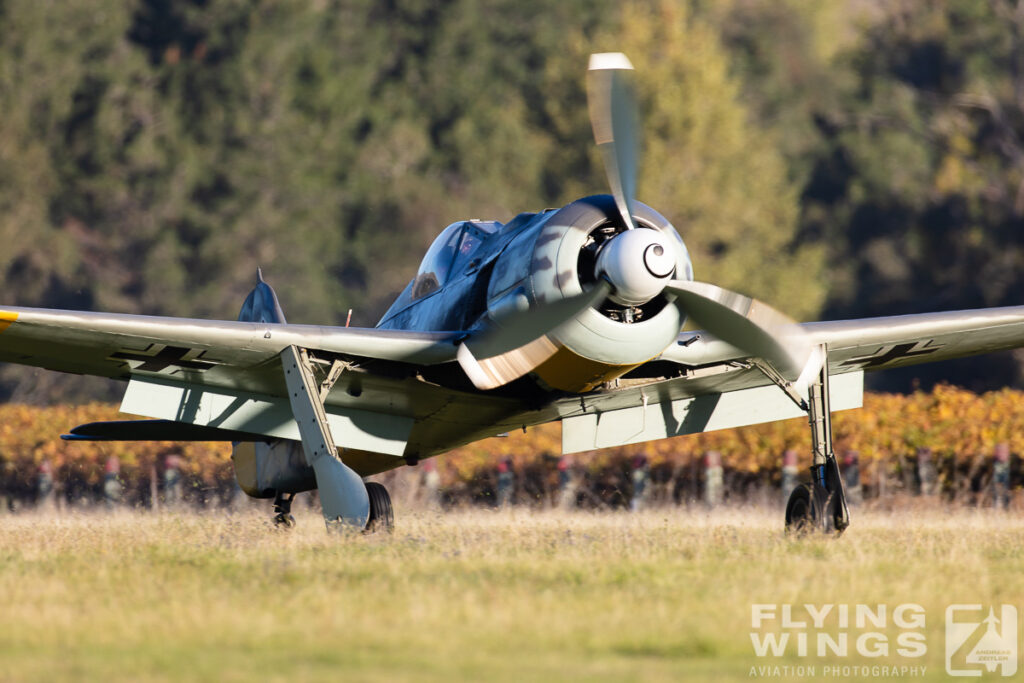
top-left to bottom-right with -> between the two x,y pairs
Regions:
559,306 -> 1024,453
6,303 -> 1024,460
0,306 -> 532,464
0,306 -> 458,392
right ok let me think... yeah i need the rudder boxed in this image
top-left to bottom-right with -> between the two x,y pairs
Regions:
238,268 -> 287,324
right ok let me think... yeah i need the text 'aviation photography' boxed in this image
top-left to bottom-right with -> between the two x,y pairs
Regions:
1,2 -> 1023,681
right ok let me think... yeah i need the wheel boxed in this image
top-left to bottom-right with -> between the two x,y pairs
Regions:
272,512 -> 296,528
364,482 -> 394,534
785,483 -> 815,533
785,483 -> 839,535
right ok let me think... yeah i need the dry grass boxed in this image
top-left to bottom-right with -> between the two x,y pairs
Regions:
0,506 -> 1022,682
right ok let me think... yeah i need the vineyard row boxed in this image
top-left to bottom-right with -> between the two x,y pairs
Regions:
0,385 -> 1020,506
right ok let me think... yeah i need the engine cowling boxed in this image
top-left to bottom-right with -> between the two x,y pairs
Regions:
485,194 -> 693,392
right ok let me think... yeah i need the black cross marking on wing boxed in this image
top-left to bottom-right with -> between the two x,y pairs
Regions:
839,341 -> 943,370
109,345 -> 218,373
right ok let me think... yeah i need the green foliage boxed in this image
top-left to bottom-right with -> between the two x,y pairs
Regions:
608,1 -> 825,321
1,0 -> 1023,400
0,0 -> 820,401
709,0 -> 1024,389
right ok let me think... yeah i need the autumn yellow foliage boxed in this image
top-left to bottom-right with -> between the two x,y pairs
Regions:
0,403 -> 233,493
0,385 -> 1019,496
440,385 -> 1023,483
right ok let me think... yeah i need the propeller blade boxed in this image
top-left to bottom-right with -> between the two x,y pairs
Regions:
665,280 -> 819,383
458,281 -> 612,390
457,335 -> 560,392
587,52 -> 640,231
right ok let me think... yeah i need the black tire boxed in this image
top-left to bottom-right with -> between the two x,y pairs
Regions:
785,482 -> 837,535
365,482 -> 394,534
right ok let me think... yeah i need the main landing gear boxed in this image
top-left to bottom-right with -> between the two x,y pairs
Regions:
754,344 -> 849,534
279,344 -> 380,532
783,346 -> 850,535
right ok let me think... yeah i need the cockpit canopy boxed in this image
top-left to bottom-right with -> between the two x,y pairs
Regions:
412,220 -> 499,299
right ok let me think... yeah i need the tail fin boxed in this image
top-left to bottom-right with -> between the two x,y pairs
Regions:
237,268 -> 287,324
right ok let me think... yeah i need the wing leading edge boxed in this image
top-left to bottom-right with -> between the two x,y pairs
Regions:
660,305 -> 1024,375
0,306 -> 459,393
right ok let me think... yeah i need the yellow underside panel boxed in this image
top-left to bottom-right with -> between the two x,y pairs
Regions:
533,346 -> 642,393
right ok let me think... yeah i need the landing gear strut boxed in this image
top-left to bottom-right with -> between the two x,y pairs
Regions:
783,346 -> 849,534
272,491 -> 296,528
281,345 -> 371,530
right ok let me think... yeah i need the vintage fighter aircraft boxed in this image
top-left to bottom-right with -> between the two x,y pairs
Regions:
2,53 -> 1024,533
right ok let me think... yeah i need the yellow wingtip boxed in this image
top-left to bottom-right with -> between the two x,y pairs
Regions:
0,311 -> 19,333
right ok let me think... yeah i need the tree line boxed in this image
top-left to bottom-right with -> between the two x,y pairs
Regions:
1,0 -> 1022,401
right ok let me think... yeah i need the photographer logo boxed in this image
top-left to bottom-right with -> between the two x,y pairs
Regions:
945,605 -> 1017,677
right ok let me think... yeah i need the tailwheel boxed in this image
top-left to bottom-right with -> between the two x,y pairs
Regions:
273,512 -> 296,528
785,482 -> 841,535
364,482 -> 394,534
271,491 -> 296,529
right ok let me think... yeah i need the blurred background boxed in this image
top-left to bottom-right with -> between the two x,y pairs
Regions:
2,0 -> 1023,403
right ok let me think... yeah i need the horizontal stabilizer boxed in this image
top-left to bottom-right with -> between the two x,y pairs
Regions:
62,419 -> 265,442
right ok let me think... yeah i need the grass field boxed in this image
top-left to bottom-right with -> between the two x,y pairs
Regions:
0,506 -> 1022,682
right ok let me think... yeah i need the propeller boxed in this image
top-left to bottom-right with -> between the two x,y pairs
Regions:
586,53 -> 819,385
664,281 -> 819,383
457,281 -> 612,390
587,53 -> 640,232
456,52 -> 819,391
